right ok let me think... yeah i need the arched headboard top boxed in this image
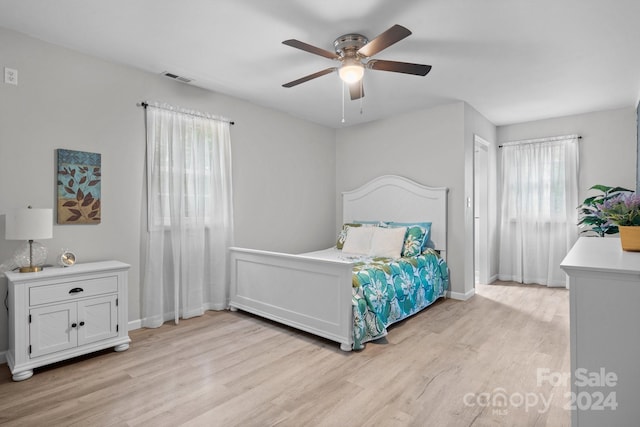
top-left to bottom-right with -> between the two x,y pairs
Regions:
342,175 -> 448,260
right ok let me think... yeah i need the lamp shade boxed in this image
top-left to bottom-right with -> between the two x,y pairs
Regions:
6,208 -> 53,240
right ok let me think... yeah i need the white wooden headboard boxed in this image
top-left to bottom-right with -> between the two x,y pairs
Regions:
342,175 -> 448,260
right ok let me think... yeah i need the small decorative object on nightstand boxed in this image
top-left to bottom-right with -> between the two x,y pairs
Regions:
59,250 -> 76,267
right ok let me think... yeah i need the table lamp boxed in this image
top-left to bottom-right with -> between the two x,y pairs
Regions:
5,206 -> 53,273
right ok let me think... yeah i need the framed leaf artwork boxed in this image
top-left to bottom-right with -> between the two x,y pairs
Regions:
57,149 -> 101,224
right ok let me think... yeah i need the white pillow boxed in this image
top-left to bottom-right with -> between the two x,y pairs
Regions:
369,226 -> 406,258
342,226 -> 375,255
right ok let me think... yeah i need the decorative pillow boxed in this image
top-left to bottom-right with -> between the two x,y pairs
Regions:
388,222 -> 432,257
342,226 -> 375,255
336,223 -> 362,249
369,226 -> 406,258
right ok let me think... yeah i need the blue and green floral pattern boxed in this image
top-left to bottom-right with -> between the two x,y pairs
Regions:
399,225 -> 427,257
350,252 -> 448,349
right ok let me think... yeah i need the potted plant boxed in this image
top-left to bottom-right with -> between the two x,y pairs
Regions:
599,191 -> 640,251
578,185 -> 633,236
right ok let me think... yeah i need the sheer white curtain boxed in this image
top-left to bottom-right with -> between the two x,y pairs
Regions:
142,103 -> 234,328
498,135 -> 579,287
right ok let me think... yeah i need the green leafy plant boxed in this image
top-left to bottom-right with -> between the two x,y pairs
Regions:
577,185 -> 633,236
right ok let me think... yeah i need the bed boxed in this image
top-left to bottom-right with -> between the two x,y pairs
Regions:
228,175 -> 449,351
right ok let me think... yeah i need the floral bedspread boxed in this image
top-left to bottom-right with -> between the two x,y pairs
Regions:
345,250 -> 449,350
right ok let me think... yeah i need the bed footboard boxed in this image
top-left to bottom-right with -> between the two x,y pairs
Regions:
228,247 -> 354,351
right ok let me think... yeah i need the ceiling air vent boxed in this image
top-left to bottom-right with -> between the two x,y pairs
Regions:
161,71 -> 192,84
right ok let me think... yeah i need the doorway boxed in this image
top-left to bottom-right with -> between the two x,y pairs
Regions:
474,136 -> 490,285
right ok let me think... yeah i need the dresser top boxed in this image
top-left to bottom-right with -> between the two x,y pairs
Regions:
4,260 -> 130,282
560,237 -> 640,275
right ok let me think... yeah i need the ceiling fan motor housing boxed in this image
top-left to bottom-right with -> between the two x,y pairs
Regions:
334,34 -> 368,58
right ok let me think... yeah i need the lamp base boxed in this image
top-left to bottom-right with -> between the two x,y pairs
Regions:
13,241 -> 48,273
19,266 -> 44,273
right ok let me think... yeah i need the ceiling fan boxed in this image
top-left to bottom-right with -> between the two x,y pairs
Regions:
282,24 -> 431,100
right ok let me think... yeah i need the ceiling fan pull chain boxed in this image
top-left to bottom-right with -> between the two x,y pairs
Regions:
360,79 -> 364,115
341,80 -> 346,123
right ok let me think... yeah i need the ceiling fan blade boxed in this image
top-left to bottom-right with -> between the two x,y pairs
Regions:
357,24 -> 412,58
367,59 -> 432,76
282,39 -> 339,60
348,82 -> 365,100
282,67 -> 337,88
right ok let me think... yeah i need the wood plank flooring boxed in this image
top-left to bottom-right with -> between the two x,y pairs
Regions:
0,282 -> 570,426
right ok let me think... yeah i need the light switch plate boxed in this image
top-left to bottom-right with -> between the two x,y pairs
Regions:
4,67 -> 18,85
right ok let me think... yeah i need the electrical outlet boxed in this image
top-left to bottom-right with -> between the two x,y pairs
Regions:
4,67 -> 18,85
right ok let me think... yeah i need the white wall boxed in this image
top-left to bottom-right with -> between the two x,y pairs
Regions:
231,103 -> 337,254
336,102 -> 469,296
497,107 -> 637,206
0,28 -> 336,352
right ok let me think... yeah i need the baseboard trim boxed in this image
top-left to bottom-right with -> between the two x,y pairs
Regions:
476,275 -> 499,285
447,288 -> 476,301
0,351 -> 6,365
128,319 -> 142,331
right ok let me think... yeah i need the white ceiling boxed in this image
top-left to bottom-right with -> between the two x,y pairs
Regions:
1,0 -> 640,128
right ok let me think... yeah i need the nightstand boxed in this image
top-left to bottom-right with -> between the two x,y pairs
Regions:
5,260 -> 130,381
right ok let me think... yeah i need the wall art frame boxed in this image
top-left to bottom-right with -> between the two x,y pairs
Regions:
56,149 -> 101,224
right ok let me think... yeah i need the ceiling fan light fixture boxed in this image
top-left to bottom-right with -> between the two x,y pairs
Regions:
338,61 -> 364,84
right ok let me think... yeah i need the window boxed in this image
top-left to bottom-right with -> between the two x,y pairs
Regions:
498,135 -> 579,287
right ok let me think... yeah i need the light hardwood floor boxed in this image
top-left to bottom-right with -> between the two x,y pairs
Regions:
0,282 -> 570,426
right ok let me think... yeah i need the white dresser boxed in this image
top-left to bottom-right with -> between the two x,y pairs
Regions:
5,260 -> 130,381
560,237 -> 640,427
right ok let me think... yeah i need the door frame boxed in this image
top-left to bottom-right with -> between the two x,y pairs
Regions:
474,135 -> 490,285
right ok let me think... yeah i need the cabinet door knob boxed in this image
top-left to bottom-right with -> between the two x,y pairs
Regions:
79,321 -> 85,326
71,323 -> 77,328
69,287 -> 84,294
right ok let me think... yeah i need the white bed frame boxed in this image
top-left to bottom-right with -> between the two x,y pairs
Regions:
228,175 -> 448,351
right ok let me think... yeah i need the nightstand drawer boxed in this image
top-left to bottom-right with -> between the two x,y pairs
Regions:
29,276 -> 118,306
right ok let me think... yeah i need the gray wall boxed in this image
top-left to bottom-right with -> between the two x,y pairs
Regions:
0,28 -> 336,352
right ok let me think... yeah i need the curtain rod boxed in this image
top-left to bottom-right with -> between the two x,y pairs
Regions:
138,102 -> 235,125
499,134 -> 581,148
